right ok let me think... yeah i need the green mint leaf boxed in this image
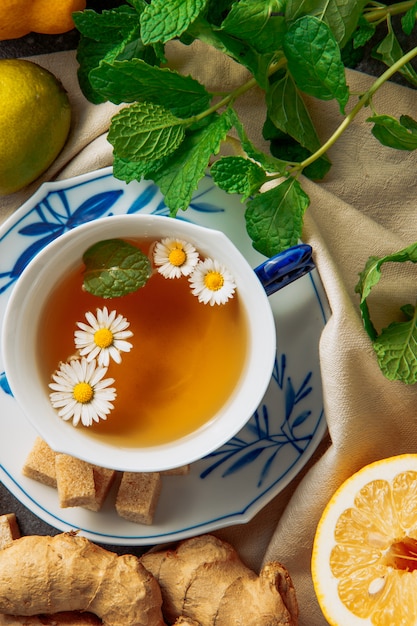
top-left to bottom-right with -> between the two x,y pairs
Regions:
266,70 -> 323,155
90,59 -> 211,117
220,0 -> 286,54
263,117 -> 331,180
150,109 -> 234,214
73,5 -> 143,42
367,114 -> 417,151
204,0 -> 235,26
211,156 -> 268,200
187,14 -> 274,90
283,15 -> 349,113
353,15 -> 376,49
245,177 -> 310,256
112,155 -> 151,183
140,0 -> 208,45
373,27 -> 417,87
74,5 -> 157,104
108,101 -> 186,162
355,242 -> 417,346
228,108 -> 288,175
373,311 -> 417,384
83,239 -> 151,298
402,1 -> 417,36
285,0 -> 368,48
401,304 -> 415,321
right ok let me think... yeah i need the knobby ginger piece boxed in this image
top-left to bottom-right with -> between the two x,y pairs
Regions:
22,437 -> 57,488
141,534 -> 243,623
0,533 -> 165,626
141,534 -> 298,626
0,611 -> 101,625
116,472 -> 162,525
0,514 -> 20,550
55,455 -> 96,509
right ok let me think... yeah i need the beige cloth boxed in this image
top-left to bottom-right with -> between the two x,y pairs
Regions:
2,44 -> 417,625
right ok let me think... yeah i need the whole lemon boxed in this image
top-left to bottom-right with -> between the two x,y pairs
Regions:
0,59 -> 72,196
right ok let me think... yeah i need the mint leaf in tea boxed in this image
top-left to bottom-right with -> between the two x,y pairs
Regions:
83,238 -> 152,298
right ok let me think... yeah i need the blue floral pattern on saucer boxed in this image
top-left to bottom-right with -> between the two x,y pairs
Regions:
0,167 -> 329,545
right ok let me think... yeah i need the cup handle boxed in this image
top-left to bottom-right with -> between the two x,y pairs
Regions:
254,244 -> 315,296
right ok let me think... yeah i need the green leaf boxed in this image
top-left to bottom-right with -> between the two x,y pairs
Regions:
373,25 -> 417,87
373,311 -> 417,384
355,244 -> 417,341
211,156 -> 268,200
228,108 -> 288,175
148,109 -> 235,214
108,101 -> 186,162
285,0 -> 368,48
402,1 -> 417,36
83,239 -> 151,298
220,0 -> 287,54
283,15 -> 349,113
245,177 -> 310,256
186,14 -> 275,90
73,5 -> 143,42
266,70 -> 323,154
353,15 -> 376,48
90,59 -> 211,117
367,114 -> 417,151
140,0 -> 208,44
74,5 -> 157,104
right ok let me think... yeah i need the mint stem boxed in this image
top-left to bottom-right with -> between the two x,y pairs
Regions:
296,45 -> 417,171
364,1 -> 416,22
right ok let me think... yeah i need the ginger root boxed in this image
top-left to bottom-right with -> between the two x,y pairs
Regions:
141,534 -> 298,626
0,533 -> 165,626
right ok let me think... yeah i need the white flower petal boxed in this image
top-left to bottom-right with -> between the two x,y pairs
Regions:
48,357 -> 116,427
74,307 -> 133,365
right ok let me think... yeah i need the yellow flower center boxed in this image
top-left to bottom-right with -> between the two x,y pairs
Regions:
204,271 -> 224,292
94,327 -> 114,348
73,382 -> 93,404
168,246 -> 186,267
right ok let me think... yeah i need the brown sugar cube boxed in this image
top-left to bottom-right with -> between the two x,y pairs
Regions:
115,472 -> 162,525
22,437 -> 58,488
0,513 -> 20,549
55,454 -> 96,509
85,466 -> 118,512
161,464 -> 190,476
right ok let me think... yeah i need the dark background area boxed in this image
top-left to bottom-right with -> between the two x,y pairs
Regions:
0,1 -> 415,548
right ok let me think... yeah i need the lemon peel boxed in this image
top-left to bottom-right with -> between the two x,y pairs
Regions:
0,59 -> 71,196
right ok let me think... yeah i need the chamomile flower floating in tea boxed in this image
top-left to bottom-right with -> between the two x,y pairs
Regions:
74,306 -> 133,367
49,357 -> 116,427
189,258 -> 236,306
153,237 -> 200,279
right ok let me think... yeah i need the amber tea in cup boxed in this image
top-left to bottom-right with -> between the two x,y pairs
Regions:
39,236 -> 248,448
2,214 -> 276,472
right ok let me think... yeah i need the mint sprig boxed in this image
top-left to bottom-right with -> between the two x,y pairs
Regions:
74,0 -> 417,381
83,239 -> 151,298
74,1 -> 417,258
355,242 -> 417,384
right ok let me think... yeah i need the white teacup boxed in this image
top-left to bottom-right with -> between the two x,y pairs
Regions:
2,214 -> 278,472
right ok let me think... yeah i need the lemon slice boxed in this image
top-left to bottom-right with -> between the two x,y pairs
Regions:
312,455 -> 417,626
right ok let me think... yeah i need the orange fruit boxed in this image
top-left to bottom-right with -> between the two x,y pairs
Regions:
0,0 -> 86,41
312,455 -> 417,626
